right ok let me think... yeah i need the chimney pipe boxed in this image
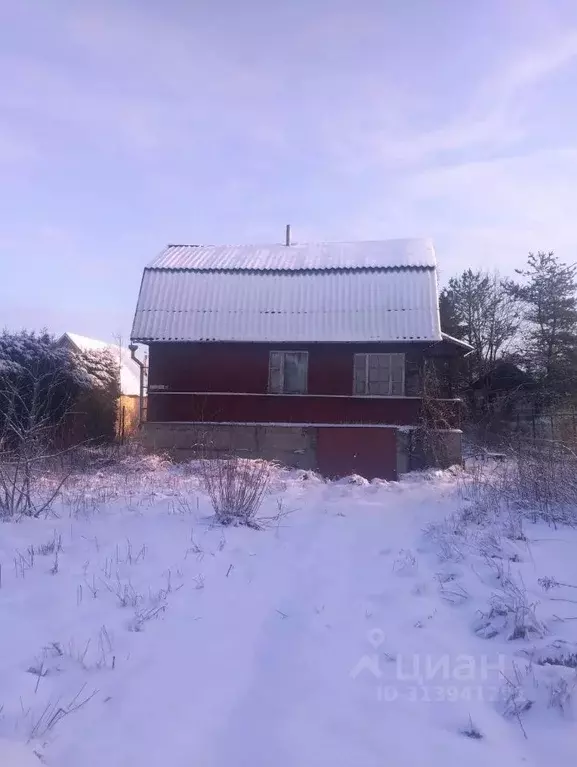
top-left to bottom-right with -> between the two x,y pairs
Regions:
285,224 -> 291,247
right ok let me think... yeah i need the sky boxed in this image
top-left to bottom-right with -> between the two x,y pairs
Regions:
2,0 -> 577,342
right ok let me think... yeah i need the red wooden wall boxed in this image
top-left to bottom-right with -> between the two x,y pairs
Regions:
145,342 -> 462,428
147,341 -> 428,396
146,391 -> 439,425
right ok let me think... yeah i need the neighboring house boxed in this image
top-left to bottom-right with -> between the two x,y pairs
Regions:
470,361 -> 537,418
57,332 -> 143,437
130,238 -> 471,479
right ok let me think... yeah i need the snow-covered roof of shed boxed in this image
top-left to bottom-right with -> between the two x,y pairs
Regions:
58,333 -> 141,396
148,238 -> 435,272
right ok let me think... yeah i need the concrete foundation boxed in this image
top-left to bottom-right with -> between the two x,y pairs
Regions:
142,422 -> 463,478
142,422 -> 317,470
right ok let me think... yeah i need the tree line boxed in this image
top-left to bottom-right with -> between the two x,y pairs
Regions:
440,251 -> 577,407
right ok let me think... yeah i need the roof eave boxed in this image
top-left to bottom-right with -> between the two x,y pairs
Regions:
441,332 -> 474,355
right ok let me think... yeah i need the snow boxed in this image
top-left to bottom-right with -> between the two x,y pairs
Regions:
59,333 -> 141,396
0,739 -> 40,766
0,462 -> 576,765
149,239 -> 436,271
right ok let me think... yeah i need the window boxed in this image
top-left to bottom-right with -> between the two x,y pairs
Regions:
353,353 -> 405,396
268,351 -> 308,394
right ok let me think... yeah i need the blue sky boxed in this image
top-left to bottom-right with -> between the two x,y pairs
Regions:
2,0 -> 577,342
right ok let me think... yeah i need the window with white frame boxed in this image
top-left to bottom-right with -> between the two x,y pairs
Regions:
353,353 -> 405,396
268,351 -> 308,394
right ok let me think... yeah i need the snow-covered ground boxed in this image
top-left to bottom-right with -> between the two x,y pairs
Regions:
1,459 -> 576,766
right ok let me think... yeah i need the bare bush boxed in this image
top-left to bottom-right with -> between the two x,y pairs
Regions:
460,436 -> 577,529
504,439 -> 577,525
0,372 -> 74,518
199,457 -> 273,528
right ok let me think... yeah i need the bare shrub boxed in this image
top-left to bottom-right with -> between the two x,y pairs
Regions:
504,439 -> 577,525
457,459 -> 503,524
0,372 -> 74,518
199,457 -> 273,528
460,436 -> 577,529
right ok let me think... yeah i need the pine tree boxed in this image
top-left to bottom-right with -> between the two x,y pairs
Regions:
508,252 -> 577,400
438,288 -> 464,340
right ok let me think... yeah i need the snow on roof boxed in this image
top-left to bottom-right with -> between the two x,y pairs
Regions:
64,333 -> 111,353
59,333 -> 141,396
131,257 -> 442,344
148,238 -> 436,272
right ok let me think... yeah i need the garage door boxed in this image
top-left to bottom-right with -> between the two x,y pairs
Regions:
316,426 -> 398,481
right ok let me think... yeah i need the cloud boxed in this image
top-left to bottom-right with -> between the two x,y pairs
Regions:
317,0 -> 577,177
347,147 -> 577,276
3,0 -> 577,327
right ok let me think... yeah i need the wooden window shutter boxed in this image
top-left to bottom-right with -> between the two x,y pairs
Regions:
268,352 -> 283,393
390,353 -> 405,396
353,354 -> 367,395
284,352 -> 308,394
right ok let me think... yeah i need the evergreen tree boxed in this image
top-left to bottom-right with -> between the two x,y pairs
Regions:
438,288 -> 464,340
507,252 -> 577,400
0,330 -> 81,442
0,331 -> 121,446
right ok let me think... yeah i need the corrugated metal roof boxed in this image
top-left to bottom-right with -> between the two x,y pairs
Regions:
131,268 -> 442,343
149,238 -> 435,271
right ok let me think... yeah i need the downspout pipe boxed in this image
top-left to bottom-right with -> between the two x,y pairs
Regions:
128,343 -> 145,426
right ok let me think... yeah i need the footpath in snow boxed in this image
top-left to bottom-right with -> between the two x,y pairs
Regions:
0,461 -> 576,766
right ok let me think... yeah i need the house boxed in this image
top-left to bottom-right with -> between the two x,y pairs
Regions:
470,361 -> 537,418
57,332 -> 143,438
130,237 -> 471,479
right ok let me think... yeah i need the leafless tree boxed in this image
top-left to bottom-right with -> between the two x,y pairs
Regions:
441,270 -> 520,385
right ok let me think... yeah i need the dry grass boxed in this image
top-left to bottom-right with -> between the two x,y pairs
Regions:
460,437 -> 577,528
